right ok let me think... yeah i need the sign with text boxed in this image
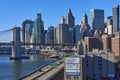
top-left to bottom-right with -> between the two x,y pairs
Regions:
66,57 -> 79,63
65,57 -> 80,76
66,70 -> 80,76
66,63 -> 80,70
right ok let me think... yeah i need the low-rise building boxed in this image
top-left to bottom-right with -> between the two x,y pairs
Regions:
64,50 -> 115,80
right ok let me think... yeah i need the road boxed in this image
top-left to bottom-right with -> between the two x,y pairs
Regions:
21,59 -> 64,80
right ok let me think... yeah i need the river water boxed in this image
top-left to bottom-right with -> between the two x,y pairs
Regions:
0,54 -> 56,80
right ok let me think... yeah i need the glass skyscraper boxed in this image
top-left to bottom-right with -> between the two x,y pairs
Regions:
22,20 -> 33,48
91,9 -> 104,33
113,5 -> 119,33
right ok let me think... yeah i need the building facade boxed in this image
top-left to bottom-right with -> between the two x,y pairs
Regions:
111,32 -> 120,56
66,8 -> 75,28
113,5 -> 119,33
84,37 -> 103,52
106,16 -> 113,35
64,56 -> 86,80
91,9 -> 104,33
58,9 -> 75,44
86,50 -> 115,79
58,24 -> 73,44
45,26 -> 54,44
54,27 -> 58,44
84,34 -> 111,53
22,20 -> 33,48
36,13 -> 44,44
64,50 -> 115,80
74,25 -> 80,44
80,12 -> 91,39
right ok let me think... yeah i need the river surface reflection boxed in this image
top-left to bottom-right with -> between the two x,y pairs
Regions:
0,54 -> 56,80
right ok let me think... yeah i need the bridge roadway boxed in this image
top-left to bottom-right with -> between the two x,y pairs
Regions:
20,59 -> 64,80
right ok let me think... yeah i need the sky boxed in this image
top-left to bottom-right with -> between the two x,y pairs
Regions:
0,0 -> 119,31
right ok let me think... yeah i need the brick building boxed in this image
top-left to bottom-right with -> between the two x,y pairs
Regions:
111,32 -> 120,56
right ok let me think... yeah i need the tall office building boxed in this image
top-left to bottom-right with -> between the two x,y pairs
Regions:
107,16 -> 113,26
74,25 -> 80,44
58,24 -> 69,44
54,27 -> 58,44
60,16 -> 66,24
22,20 -> 33,48
66,8 -> 75,28
113,5 -> 119,33
80,12 -> 91,39
58,9 -> 74,44
106,16 -> 113,35
58,24 -> 73,44
91,9 -> 104,33
82,12 -> 88,24
35,13 -> 44,44
45,26 -> 54,44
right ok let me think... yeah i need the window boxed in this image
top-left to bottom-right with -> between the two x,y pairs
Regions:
67,76 -> 71,79
86,61 -> 88,63
74,76 -> 79,80
98,67 -> 102,70
98,60 -> 102,62
98,63 -> 102,66
86,64 -> 88,67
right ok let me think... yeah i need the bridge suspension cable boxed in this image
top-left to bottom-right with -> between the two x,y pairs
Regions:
0,28 -> 13,42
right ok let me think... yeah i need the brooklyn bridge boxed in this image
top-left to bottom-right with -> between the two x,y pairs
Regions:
0,27 -> 76,59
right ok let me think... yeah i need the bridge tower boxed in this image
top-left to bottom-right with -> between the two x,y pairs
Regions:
12,27 -> 22,59
8,27 -> 29,60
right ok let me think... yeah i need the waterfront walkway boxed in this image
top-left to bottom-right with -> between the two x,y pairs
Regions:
20,59 -> 64,80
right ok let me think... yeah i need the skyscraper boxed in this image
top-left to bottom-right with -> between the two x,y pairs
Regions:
22,20 -> 33,48
82,12 -> 88,24
58,24 -> 69,44
66,8 -> 75,28
36,13 -> 44,44
60,16 -> 66,24
91,9 -> 104,33
74,25 -> 80,44
80,12 -> 91,39
106,16 -> 113,35
113,5 -> 119,33
54,27 -> 58,44
58,9 -> 75,44
45,26 -> 54,44
58,23 -> 73,44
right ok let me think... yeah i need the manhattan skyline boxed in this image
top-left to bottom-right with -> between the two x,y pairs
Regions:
0,0 -> 119,31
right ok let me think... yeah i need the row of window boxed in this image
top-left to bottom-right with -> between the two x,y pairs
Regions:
67,76 -> 79,80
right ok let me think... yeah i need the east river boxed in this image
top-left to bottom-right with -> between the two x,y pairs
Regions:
0,54 -> 56,80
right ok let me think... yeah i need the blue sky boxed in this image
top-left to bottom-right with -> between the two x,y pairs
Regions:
0,0 -> 119,31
